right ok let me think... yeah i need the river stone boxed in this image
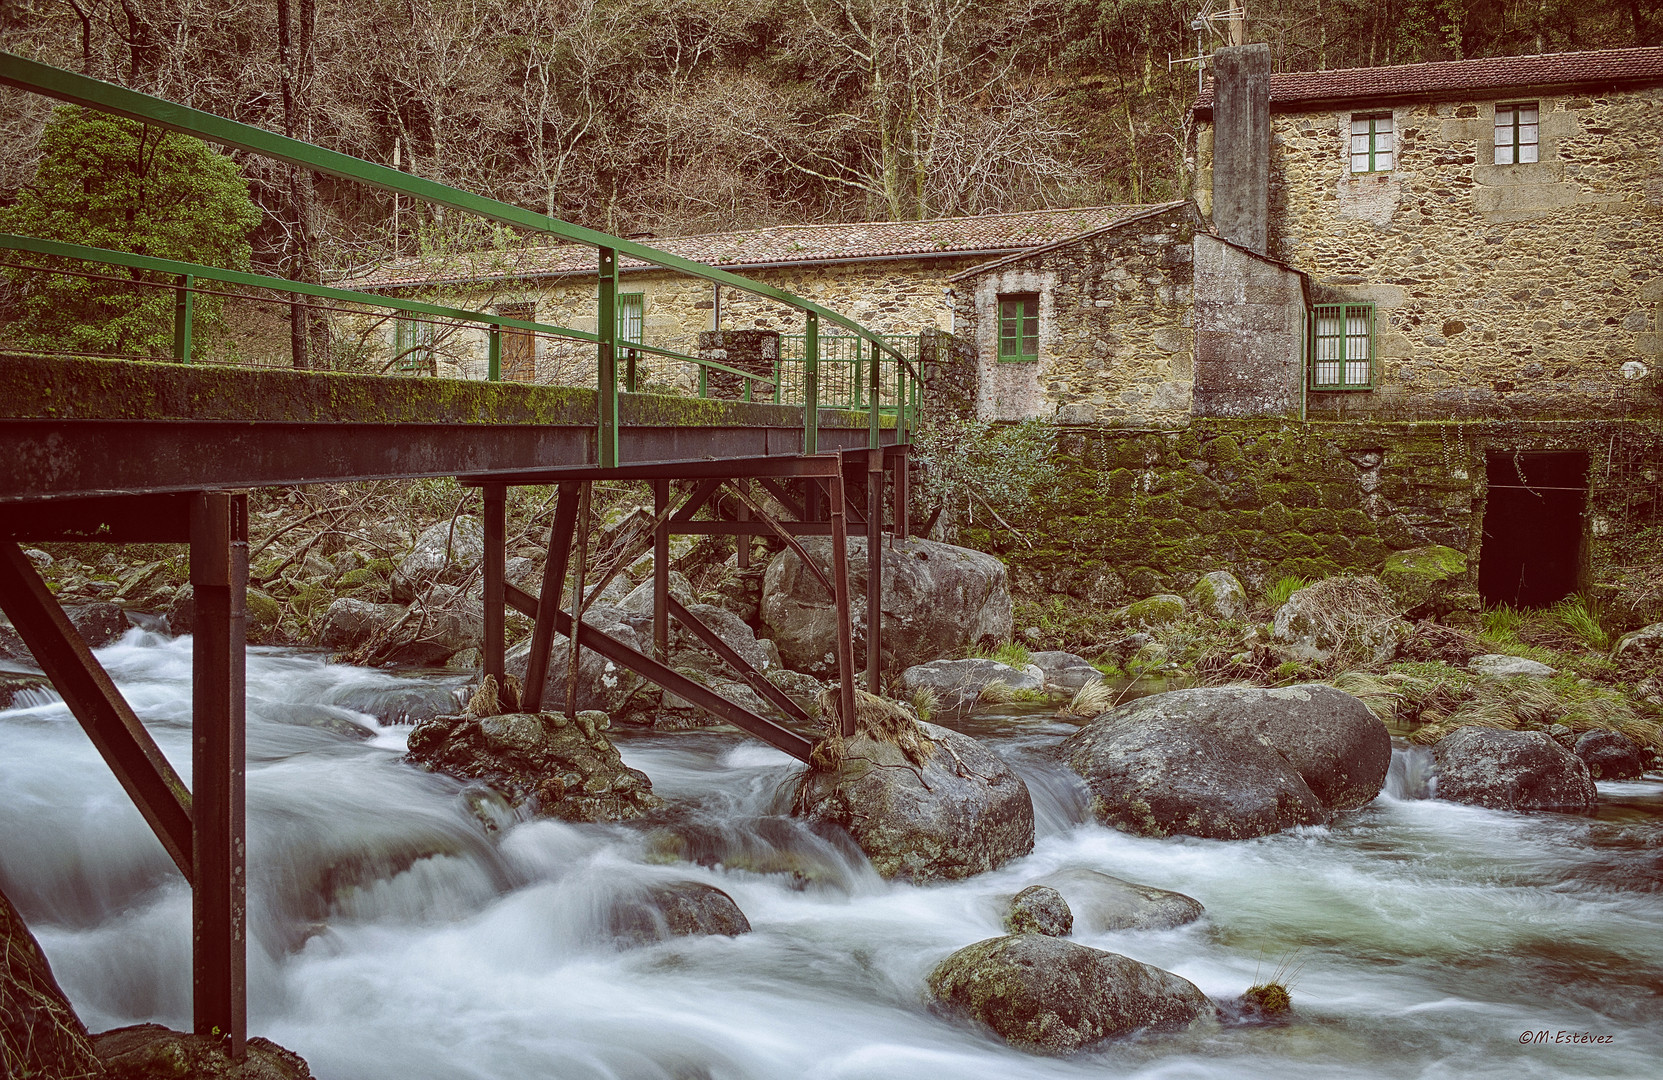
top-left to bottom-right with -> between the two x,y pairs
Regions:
95,1023 -> 313,1079
1005,885 -> 1072,937
406,709 -> 664,822
1379,544 -> 1467,617
1037,868 -> 1204,932
1271,579 -> 1408,666
1188,571 -> 1247,621
761,536 -> 1012,676
1064,684 -> 1389,839
926,935 -> 1213,1055
1124,594 -> 1186,627
791,721 -> 1033,881
505,604 -> 645,713
1028,651 -> 1102,695
617,571 -> 696,614
1,885 -> 104,1080
372,591 -> 483,667
609,880 -> 752,947
671,602 -> 775,675
393,516 -> 485,600
1612,621 -> 1663,661
1,603 -> 131,662
1574,729 -> 1646,781
1432,728 -> 1597,813
320,597 -> 405,649
896,658 -> 1043,713
1467,653 -> 1557,678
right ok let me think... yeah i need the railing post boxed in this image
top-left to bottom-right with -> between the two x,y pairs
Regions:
626,348 -> 637,392
173,273 -> 194,364
487,325 -> 501,382
597,247 -> 618,468
868,340 -> 881,449
804,312 -> 819,455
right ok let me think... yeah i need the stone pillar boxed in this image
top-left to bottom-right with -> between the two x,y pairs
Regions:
920,329 -> 977,425
1211,43 -> 1271,255
697,330 -> 779,401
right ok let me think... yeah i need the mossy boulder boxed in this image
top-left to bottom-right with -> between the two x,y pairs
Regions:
1380,544 -> 1467,616
245,589 -> 283,636
1004,885 -> 1072,937
1187,571 -> 1246,621
95,1024 -> 313,1079
1124,594 -> 1187,627
1573,729 -> 1645,781
791,721 -> 1034,881
608,880 -> 752,947
927,935 -> 1213,1055
1432,728 -> 1596,813
406,709 -> 664,822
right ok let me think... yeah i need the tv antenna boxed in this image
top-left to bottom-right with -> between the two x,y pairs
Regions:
1169,3 -> 1247,92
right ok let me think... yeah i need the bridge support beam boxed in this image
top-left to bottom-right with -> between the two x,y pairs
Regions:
189,491 -> 248,1059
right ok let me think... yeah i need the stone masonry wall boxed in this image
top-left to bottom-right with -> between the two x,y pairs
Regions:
357,257 -> 975,393
1198,84 -> 1663,420
950,206 -> 1195,426
969,418 -> 1662,621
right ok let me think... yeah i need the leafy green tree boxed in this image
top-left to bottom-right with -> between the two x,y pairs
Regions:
0,105 -> 262,357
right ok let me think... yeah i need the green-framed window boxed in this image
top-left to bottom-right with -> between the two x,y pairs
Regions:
997,293 -> 1038,362
1310,304 -> 1375,390
393,315 -> 435,373
617,292 -> 644,344
1349,112 -> 1394,173
1494,102 -> 1539,164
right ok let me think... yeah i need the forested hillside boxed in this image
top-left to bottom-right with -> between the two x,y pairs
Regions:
2,0 -> 1656,272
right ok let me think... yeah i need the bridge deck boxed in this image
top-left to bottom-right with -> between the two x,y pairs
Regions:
0,354 -> 895,503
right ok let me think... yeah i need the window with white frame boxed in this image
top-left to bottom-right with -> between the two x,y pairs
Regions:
393,314 -> 435,373
1310,304 -> 1375,390
1349,113 -> 1394,173
1494,102 -> 1539,164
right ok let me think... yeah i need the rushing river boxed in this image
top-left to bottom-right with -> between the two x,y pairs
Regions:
2,629 -> 1661,1079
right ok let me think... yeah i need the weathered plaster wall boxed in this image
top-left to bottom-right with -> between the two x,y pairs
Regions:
951,207 -> 1196,427
1198,84 -> 1663,420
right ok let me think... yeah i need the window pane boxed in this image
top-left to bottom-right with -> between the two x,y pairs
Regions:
1315,362 -> 1340,385
1375,131 -> 1393,151
1495,144 -> 1514,165
1519,143 -> 1538,163
1345,360 -> 1370,385
1374,116 -> 1392,134
1518,124 -> 1538,145
1350,118 -> 1371,134
1351,133 -> 1371,154
1376,150 -> 1394,171
1021,334 -> 1038,357
1519,106 -> 1538,124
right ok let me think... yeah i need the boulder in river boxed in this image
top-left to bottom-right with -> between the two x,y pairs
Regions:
1036,868 -> 1204,932
1432,727 -> 1596,812
1004,885 -> 1072,937
95,1023 -> 313,1079
895,658 -> 1042,714
2,884 -> 104,1079
791,698 -> 1033,881
609,880 -> 752,947
1027,651 -> 1103,696
1573,728 -> 1646,781
926,935 -> 1213,1055
761,536 -> 1011,676
407,709 -> 663,822
1063,684 -> 1389,839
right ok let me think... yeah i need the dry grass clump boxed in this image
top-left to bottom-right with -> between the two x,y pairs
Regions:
809,687 -> 934,772
1331,663 -> 1663,749
1062,678 -> 1119,720
1283,575 -> 1405,670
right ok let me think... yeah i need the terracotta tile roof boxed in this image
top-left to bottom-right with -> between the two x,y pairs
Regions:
340,205 -> 1148,290
1194,46 -> 1663,115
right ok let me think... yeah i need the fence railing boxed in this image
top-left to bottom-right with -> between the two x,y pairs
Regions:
0,52 -> 918,461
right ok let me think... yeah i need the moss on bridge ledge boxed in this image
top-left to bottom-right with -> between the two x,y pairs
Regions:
0,353 -> 889,429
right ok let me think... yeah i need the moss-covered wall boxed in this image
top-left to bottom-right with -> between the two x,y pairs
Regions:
970,418 -> 1662,615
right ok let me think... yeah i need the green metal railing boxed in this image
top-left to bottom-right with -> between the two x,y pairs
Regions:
0,52 -> 919,464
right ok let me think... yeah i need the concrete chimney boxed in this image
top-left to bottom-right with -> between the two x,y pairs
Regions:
1210,43 -> 1271,255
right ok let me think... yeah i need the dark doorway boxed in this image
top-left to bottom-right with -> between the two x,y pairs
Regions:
1479,451 -> 1589,609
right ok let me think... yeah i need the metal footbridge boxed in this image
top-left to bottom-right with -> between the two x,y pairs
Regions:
0,53 -> 921,1059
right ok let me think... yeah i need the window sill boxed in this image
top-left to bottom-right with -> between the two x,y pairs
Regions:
1309,385 -> 1374,393
996,356 -> 1039,364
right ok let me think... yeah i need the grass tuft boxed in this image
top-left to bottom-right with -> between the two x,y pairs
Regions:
1264,575 -> 1309,608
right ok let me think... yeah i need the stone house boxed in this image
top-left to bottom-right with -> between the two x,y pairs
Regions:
940,45 -> 1663,613
339,206 -> 1143,392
